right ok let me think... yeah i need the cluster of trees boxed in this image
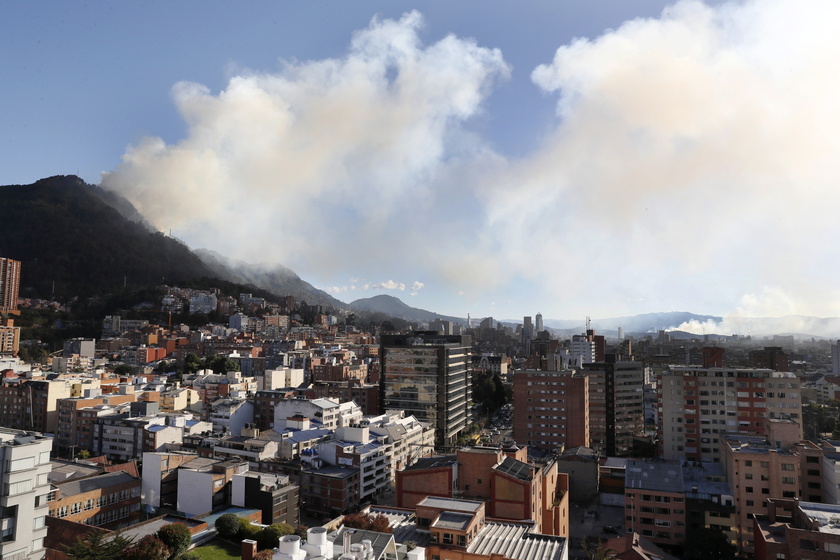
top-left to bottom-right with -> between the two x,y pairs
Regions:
803,401 -> 840,440
471,371 -> 509,413
182,353 -> 241,376
341,512 -> 392,533
214,513 -> 308,551
66,522 -> 192,560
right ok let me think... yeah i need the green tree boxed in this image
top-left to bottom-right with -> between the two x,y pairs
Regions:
206,355 -> 240,375
113,364 -> 135,376
123,535 -> 171,560
65,530 -> 133,560
237,517 -> 260,541
214,513 -> 241,539
77,449 -> 91,460
156,523 -> 191,560
183,353 -> 202,375
256,523 -> 295,550
582,540 -> 616,560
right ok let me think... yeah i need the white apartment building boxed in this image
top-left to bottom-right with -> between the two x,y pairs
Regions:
261,368 -> 305,391
273,398 -> 362,431
208,398 -> 254,437
570,334 -> 595,364
318,425 -> 392,501
366,411 -> 435,472
0,429 -> 53,560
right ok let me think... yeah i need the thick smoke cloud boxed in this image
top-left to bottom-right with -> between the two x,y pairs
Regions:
104,2 -> 840,327
103,11 -> 509,290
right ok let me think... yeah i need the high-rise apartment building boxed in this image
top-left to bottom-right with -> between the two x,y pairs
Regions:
513,369 -> 589,451
0,428 -> 53,560
580,357 -> 645,457
722,419 -> 822,555
0,258 -> 21,314
380,332 -> 471,447
658,366 -> 802,463
0,319 -> 20,356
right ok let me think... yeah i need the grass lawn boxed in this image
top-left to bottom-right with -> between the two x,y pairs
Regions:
189,539 -> 242,560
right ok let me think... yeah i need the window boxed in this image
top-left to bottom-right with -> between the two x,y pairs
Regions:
33,516 -> 45,530
5,479 -> 33,496
443,533 -> 453,545
457,535 -> 467,547
780,463 -> 794,471
7,457 -> 35,471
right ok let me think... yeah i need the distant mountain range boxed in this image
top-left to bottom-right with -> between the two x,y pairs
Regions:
348,294 -> 464,324
3,175 -> 839,338
0,175 -> 341,307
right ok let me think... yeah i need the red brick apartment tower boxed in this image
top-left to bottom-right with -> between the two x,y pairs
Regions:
513,369 -> 589,451
0,257 -> 21,314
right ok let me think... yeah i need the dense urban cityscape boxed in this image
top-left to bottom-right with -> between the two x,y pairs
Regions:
4,1 -> 840,559
1,253 -> 840,560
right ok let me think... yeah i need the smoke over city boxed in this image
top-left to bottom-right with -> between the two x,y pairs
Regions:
103,1 -> 840,325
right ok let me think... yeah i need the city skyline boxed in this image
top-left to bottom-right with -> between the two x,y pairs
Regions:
3,1 -> 839,328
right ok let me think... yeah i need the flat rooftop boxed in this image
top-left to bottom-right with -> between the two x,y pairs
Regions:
417,496 -> 483,513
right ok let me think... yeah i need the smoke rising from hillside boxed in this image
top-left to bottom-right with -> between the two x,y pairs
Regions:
104,2 -> 840,324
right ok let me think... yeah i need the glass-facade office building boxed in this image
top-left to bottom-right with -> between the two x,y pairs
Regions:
380,333 -> 471,448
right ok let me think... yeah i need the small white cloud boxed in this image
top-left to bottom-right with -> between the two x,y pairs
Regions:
411,281 -> 425,291
364,280 -> 406,291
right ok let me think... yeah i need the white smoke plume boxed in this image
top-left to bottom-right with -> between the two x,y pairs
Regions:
103,11 -> 509,280
103,2 -> 840,327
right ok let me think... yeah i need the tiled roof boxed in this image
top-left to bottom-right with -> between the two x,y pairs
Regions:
493,457 -> 535,481
55,471 -> 137,498
467,521 -> 566,560
404,454 -> 457,471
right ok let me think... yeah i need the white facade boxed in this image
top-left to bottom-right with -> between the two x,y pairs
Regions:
0,429 -> 53,560
261,368 -> 305,391
367,412 -> 435,472
176,468 -> 218,517
570,334 -> 595,364
273,398 -> 362,431
209,399 -> 254,436
824,453 -> 840,505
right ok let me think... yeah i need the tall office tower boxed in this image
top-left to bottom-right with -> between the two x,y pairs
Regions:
658,365 -> 802,463
535,313 -> 543,333
380,332 -> 471,447
617,327 -> 624,340
0,428 -> 53,560
522,316 -> 534,355
579,356 -> 644,457
832,340 -> 840,376
0,258 -> 21,314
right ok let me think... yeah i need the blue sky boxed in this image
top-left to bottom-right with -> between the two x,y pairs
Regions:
4,1 -> 840,332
